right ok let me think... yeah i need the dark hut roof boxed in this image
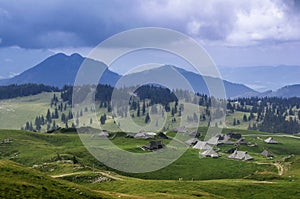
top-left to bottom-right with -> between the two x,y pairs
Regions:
261,149 -> 274,157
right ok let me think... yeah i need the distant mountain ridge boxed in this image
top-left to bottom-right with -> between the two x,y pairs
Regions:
2,53 -> 299,98
118,65 -> 258,98
219,65 -> 300,92
0,53 -> 121,87
259,84 -> 300,98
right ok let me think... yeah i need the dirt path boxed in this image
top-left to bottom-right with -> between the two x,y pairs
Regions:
274,163 -> 284,176
51,171 -> 123,180
96,171 -> 123,180
244,134 -> 300,139
51,171 -> 90,178
256,162 -> 284,176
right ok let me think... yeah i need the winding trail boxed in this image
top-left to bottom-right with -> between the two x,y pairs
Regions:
274,163 -> 284,176
51,171 -> 123,180
256,162 -> 284,176
244,134 -> 300,139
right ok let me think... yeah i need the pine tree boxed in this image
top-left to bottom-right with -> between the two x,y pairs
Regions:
68,111 -> 73,119
61,113 -> 66,123
137,103 -> 140,117
46,109 -> 52,123
35,116 -> 41,131
25,121 -> 30,131
165,103 -> 170,112
52,120 -> 57,130
233,118 -> 237,126
145,113 -> 150,123
54,108 -> 59,118
100,114 -> 106,124
60,102 -> 63,112
142,101 -> 146,115
243,114 -> 248,122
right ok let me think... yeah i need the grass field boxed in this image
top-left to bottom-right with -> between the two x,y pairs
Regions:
0,92 -> 58,130
1,128 -> 300,198
0,160 -> 111,198
0,92 -> 259,132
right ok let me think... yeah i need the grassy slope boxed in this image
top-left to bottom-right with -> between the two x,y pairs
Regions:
0,92 -> 57,129
90,178 -> 300,199
0,129 -> 274,180
0,160 -> 110,199
1,129 -> 300,198
0,92 -> 257,132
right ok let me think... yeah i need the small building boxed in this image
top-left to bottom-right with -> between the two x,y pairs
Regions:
207,134 -> 234,145
143,141 -> 164,150
98,131 -> 109,137
228,150 -> 254,161
134,132 -> 155,139
264,137 -> 279,144
261,149 -> 274,158
185,138 -> 199,146
193,141 -> 212,150
158,132 -> 169,139
207,136 -> 220,145
200,148 -> 219,158
235,138 -> 247,145
226,147 -> 237,154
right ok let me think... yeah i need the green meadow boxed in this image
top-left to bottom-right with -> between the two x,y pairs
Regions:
1,128 -> 300,198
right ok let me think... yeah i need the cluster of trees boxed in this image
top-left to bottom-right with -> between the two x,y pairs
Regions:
22,94 -> 75,132
14,83 -> 300,135
228,97 -> 300,134
0,84 -> 59,100
61,84 -> 114,105
135,85 -> 177,106
252,107 -> 300,134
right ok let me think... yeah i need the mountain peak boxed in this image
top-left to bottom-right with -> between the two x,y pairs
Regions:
49,52 -> 68,58
0,52 -> 119,88
70,53 -> 83,59
47,53 -> 83,60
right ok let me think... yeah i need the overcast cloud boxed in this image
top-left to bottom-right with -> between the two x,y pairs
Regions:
0,0 -> 300,49
0,0 -> 300,80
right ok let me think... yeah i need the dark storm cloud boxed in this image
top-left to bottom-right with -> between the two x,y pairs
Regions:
0,0 -> 145,48
0,0 -> 299,49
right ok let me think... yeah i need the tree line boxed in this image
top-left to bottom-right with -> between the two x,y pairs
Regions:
0,84 -> 59,100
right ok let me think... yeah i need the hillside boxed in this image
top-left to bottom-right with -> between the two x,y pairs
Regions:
0,160 -> 110,199
219,65 -> 300,92
0,53 -> 258,98
260,84 -> 300,98
1,129 -> 300,198
118,65 -> 258,98
0,53 -> 120,88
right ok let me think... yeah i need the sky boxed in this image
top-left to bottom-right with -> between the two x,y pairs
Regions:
0,0 -> 300,79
